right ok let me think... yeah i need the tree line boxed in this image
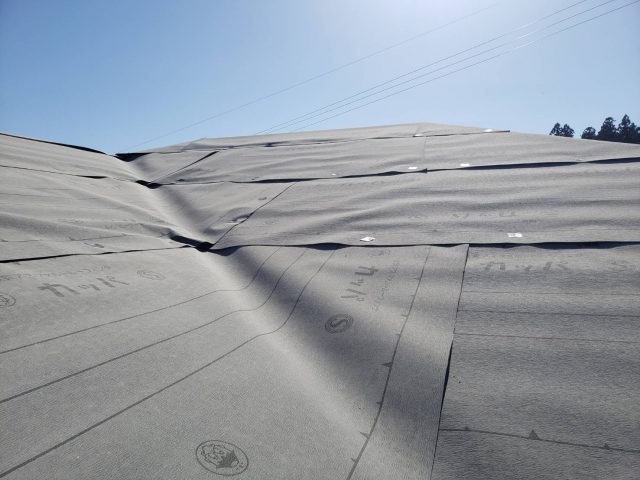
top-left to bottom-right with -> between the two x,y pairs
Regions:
549,114 -> 639,144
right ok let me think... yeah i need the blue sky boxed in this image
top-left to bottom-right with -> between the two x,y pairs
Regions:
0,0 -> 638,153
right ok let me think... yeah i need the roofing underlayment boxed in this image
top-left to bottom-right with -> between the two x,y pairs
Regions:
0,123 -> 639,479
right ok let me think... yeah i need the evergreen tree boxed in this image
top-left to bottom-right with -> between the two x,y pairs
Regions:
560,124 -> 575,137
617,114 -> 640,144
581,127 -> 596,140
596,117 -> 618,142
549,123 -> 574,137
549,123 -> 562,136
629,123 -> 640,144
567,115 -> 639,143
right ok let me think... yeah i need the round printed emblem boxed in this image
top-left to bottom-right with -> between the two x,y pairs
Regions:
0,293 -> 16,308
196,440 -> 248,476
325,314 -> 354,333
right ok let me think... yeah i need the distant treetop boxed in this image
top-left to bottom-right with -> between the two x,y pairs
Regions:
549,123 -> 575,137
549,114 -> 639,144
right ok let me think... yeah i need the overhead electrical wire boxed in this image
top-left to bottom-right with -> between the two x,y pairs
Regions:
289,0 -> 638,132
256,0 -> 617,134
254,0 -> 592,135
125,2 -> 499,149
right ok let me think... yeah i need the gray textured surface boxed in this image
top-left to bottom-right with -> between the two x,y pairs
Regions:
0,167 -> 179,260
351,245 -> 467,480
0,133 -> 135,179
432,432 -> 640,480
0,245 -> 467,479
215,161 -> 640,248
433,245 -> 640,479
3,125 -> 639,260
153,136 -> 428,183
422,129 -> 640,170
0,166 -> 290,261
1,123 -> 639,479
122,124 -> 639,183
126,122 -> 499,154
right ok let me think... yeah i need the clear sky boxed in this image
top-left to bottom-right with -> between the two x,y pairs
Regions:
0,0 -> 638,153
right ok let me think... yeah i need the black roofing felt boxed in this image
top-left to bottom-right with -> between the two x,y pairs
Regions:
0,123 -> 639,479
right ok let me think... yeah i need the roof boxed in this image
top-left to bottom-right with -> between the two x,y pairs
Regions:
1,123 -> 639,478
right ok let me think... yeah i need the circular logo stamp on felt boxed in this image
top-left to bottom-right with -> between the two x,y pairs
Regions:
325,314 -> 353,333
196,440 -> 248,476
0,293 -> 16,308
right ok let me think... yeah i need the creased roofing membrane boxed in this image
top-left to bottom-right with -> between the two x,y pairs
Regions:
1,123 -> 639,479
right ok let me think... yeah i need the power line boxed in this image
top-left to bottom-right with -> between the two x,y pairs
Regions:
291,0 -> 639,132
125,2 -> 499,150
256,0 -> 610,134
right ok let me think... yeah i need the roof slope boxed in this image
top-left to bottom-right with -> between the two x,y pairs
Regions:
1,123 -> 639,479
